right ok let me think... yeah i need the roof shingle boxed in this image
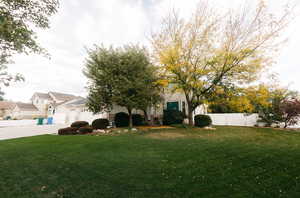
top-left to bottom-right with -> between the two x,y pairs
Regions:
16,103 -> 39,111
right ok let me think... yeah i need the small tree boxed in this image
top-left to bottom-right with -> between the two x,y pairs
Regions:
280,99 -> 300,128
84,45 -> 162,128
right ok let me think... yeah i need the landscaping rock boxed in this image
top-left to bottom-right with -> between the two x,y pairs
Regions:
204,126 -> 216,130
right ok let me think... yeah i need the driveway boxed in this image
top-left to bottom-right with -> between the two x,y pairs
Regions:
0,124 -> 68,140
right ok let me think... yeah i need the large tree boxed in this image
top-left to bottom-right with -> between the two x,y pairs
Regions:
151,0 -> 293,125
84,45 -> 162,128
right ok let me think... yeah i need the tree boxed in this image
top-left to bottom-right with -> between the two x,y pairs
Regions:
84,45 -> 162,128
0,0 -> 59,65
280,99 -> 300,128
151,0 -> 293,125
249,84 -> 297,126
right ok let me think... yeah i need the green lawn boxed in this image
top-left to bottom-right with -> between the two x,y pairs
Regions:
1,127 -> 300,198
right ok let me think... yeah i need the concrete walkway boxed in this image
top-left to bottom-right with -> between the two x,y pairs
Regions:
0,124 -> 68,140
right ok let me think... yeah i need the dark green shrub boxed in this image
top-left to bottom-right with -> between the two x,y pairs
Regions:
58,127 -> 78,135
92,118 -> 109,129
163,110 -> 184,125
115,112 -> 129,127
70,121 -> 89,128
78,126 -> 94,134
194,114 -> 212,128
132,114 -> 144,126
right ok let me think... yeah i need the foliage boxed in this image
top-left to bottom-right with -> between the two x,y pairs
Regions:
0,0 -> 59,65
70,121 -> 89,129
151,0 -> 293,125
280,99 -> 300,128
254,85 -> 297,126
84,45 -> 162,128
163,110 -> 184,125
114,112 -> 129,128
208,85 -> 254,113
78,126 -> 94,134
58,127 -> 78,135
132,114 -> 144,126
92,118 -> 109,129
194,114 -> 212,128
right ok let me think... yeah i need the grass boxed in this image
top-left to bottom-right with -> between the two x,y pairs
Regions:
0,126 -> 300,197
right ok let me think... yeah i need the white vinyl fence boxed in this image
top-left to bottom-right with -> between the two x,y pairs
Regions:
207,113 -> 259,127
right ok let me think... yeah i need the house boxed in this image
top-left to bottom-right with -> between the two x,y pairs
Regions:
52,89 -> 207,124
11,103 -> 44,120
8,92 -> 83,120
0,101 -> 16,119
31,92 -> 81,116
52,97 -> 107,124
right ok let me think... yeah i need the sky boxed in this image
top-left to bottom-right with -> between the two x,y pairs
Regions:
3,0 -> 300,102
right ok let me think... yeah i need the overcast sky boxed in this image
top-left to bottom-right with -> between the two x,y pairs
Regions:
3,0 -> 300,102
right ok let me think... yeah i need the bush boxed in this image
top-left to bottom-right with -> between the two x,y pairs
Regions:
92,118 -> 109,129
115,112 -> 129,127
194,114 -> 212,128
58,127 -> 78,135
163,110 -> 184,125
78,126 -> 94,134
70,121 -> 89,128
132,114 -> 144,126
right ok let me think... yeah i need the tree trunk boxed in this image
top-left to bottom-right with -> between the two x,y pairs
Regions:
128,108 -> 133,128
187,102 -> 194,126
184,92 -> 194,126
188,108 -> 194,126
143,109 -> 149,125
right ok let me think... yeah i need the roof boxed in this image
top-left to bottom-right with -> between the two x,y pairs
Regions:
49,92 -> 79,101
15,103 -> 39,111
0,101 -> 16,110
66,98 -> 87,106
33,92 -> 52,100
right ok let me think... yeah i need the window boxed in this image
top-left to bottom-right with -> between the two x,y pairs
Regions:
167,102 -> 179,111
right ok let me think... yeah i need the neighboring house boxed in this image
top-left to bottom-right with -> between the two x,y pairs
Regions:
9,92 -> 82,120
0,101 -> 16,119
32,92 -> 80,117
11,103 -> 44,120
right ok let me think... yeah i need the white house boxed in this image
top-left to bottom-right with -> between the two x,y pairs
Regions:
51,88 -> 207,124
7,92 -> 82,120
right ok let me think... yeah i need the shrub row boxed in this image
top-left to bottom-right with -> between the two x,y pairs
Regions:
114,112 -> 145,127
162,110 -> 212,128
58,118 -> 110,135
